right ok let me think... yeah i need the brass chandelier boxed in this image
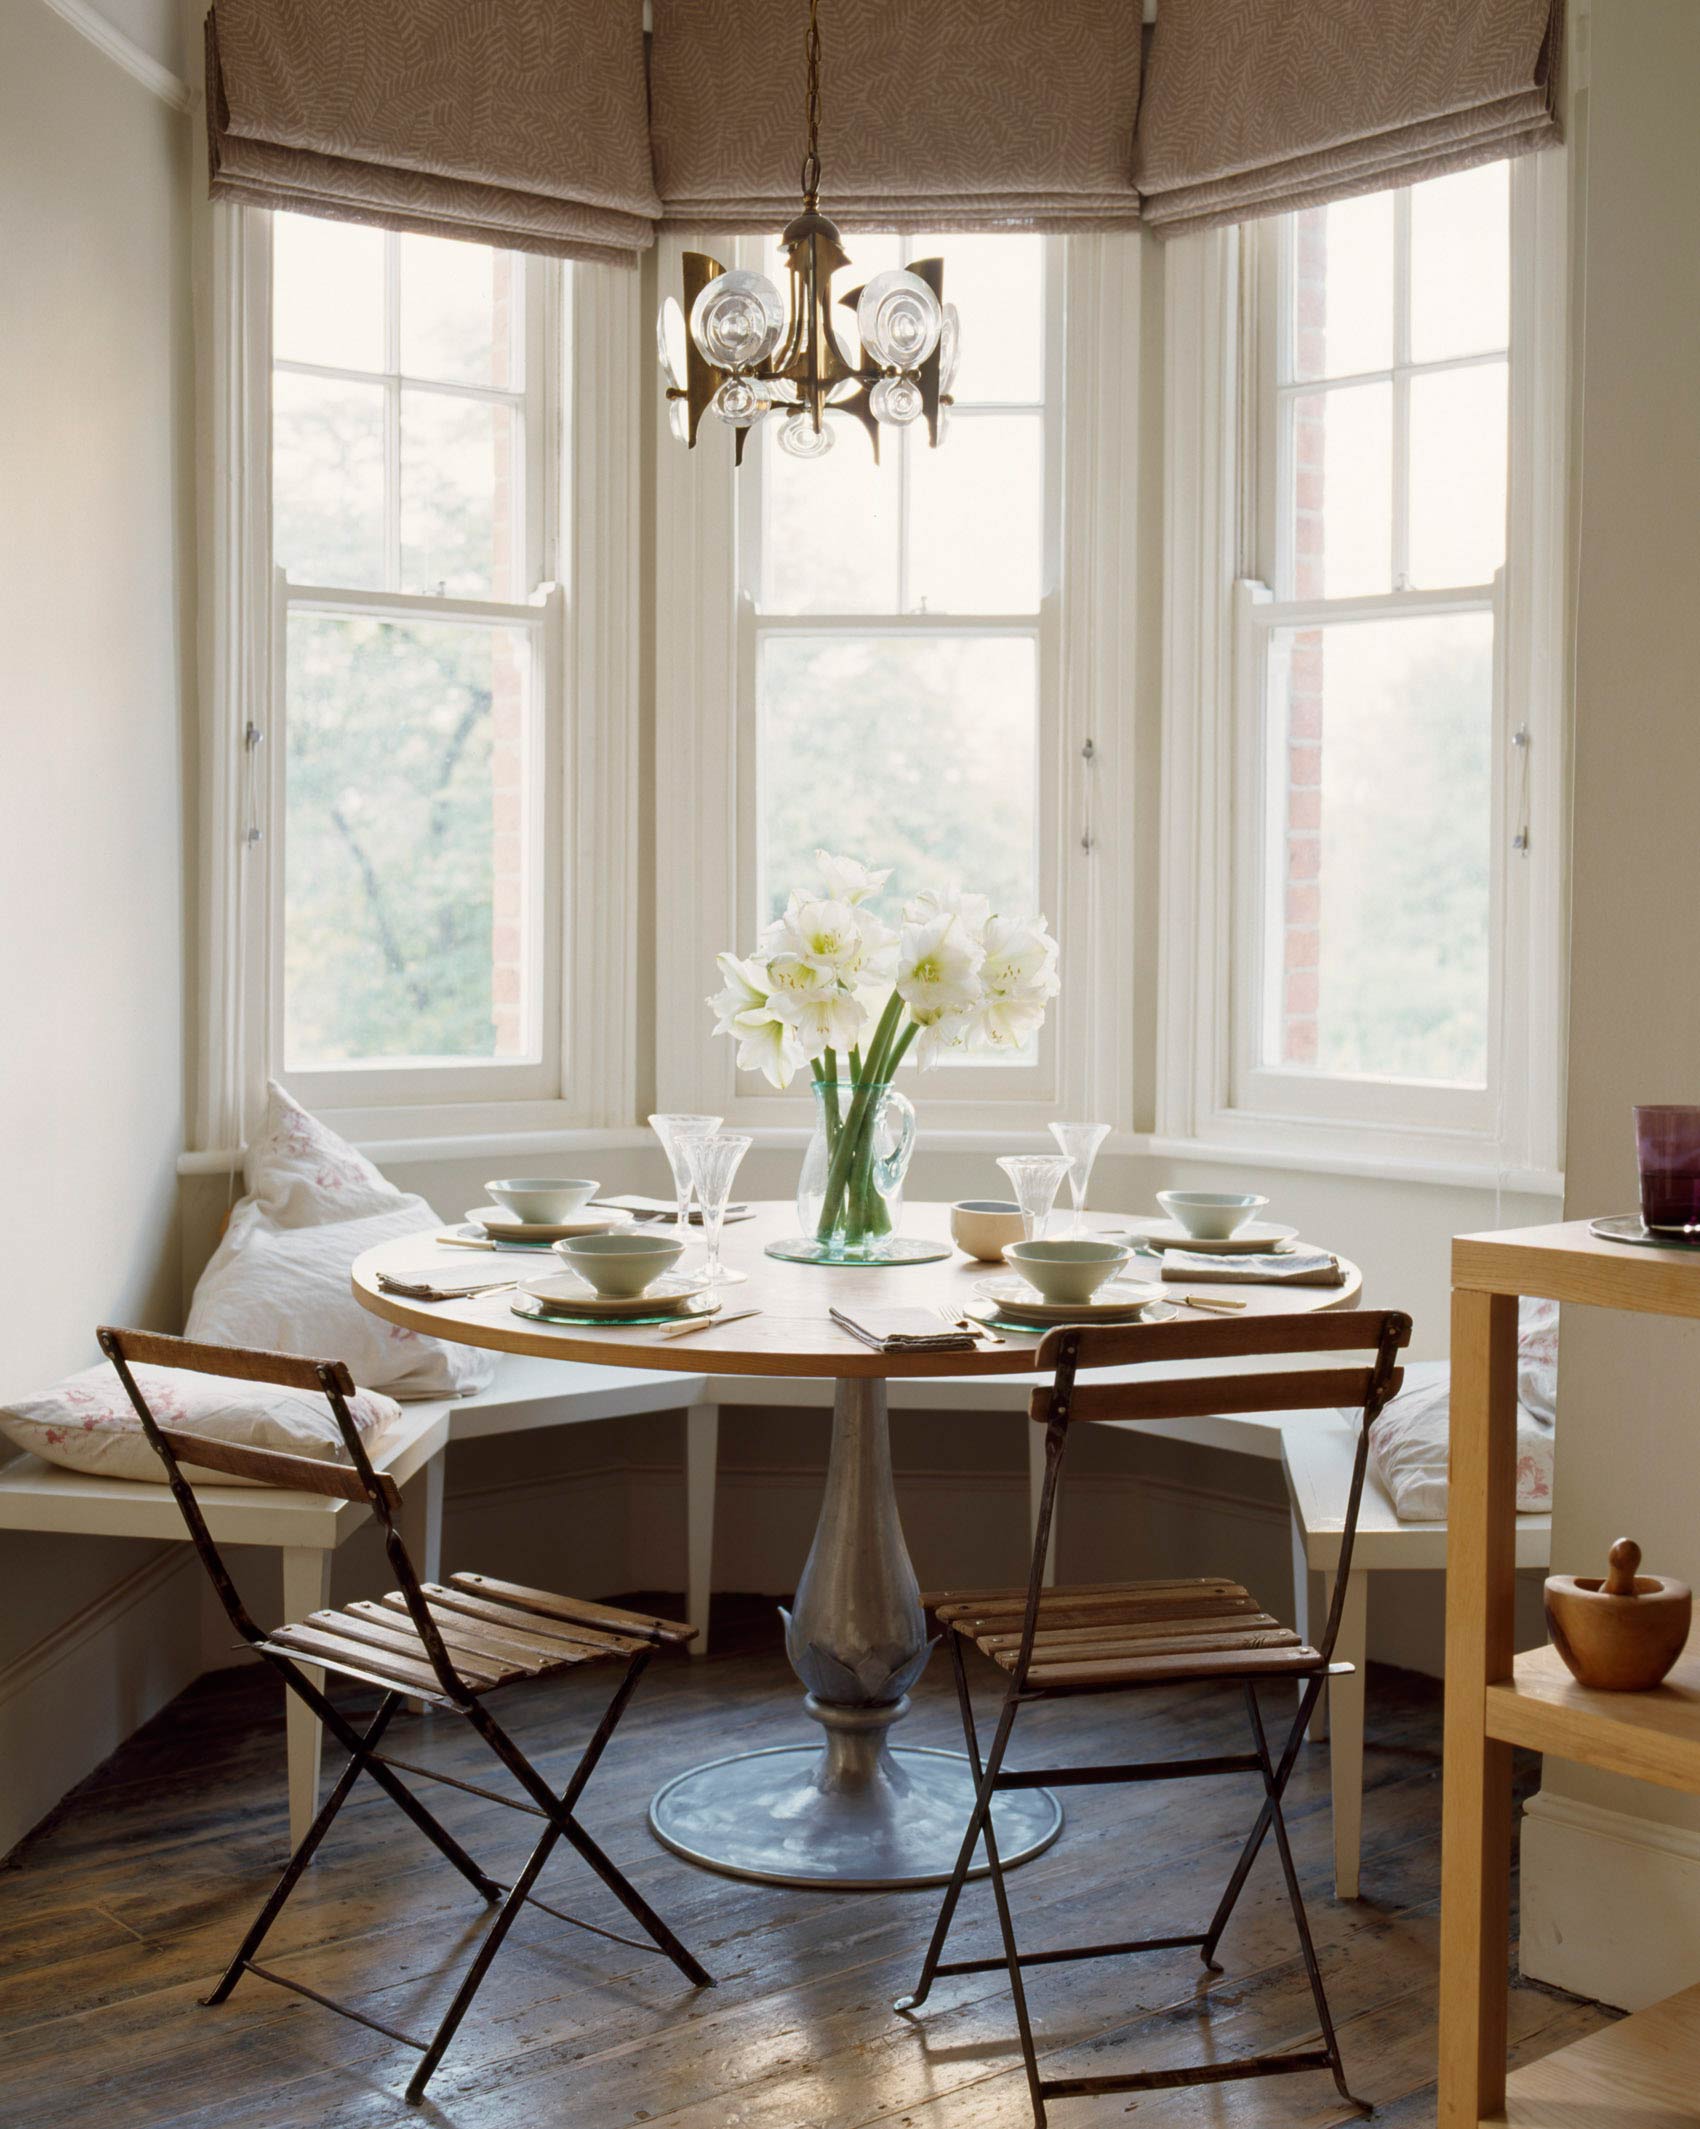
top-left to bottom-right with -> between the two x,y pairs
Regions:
656,0 -> 958,464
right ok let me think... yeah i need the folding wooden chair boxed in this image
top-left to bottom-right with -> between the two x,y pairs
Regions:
98,1326 -> 713,2105
894,1307 -> 1411,2128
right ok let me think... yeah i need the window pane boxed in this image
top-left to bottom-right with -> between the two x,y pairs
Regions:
273,214 -> 385,373
911,232 -> 1043,403
400,389 -> 521,599
1262,611 -> 1492,1084
758,634 -> 1038,923
760,420 -> 900,614
1408,361 -> 1507,588
284,613 -> 532,1067
273,371 -> 386,590
1288,383 -> 1392,598
1290,192 -> 1394,384
1410,162 -> 1510,364
908,413 -> 1043,613
400,235 -> 520,389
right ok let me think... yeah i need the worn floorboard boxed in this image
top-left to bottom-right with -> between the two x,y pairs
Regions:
0,1596 -> 1612,2127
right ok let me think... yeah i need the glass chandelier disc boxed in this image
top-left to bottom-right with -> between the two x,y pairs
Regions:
778,412 -> 836,459
939,302 -> 962,395
667,396 -> 691,443
657,296 -> 689,389
856,269 -> 943,370
713,375 -> 767,428
870,376 -> 923,426
690,269 -> 785,370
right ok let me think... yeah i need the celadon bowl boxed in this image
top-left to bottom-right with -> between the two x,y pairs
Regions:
1003,1237 -> 1133,1305
1155,1190 -> 1269,1241
551,1230 -> 686,1299
485,1178 -> 600,1223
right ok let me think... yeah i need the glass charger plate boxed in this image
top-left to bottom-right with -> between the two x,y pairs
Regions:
966,1297 -> 1178,1336
973,1276 -> 1162,1326
1588,1214 -> 1700,1251
765,1236 -> 951,1268
511,1290 -> 721,1330
464,1205 -> 634,1243
1112,1220 -> 1300,1254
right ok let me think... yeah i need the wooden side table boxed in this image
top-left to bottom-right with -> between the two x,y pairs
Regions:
1439,1221 -> 1700,2126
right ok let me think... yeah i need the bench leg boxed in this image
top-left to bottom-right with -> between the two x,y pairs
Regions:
1028,1425 -> 1058,1586
685,1403 -> 718,1655
1291,1512 -> 1328,1742
1328,1568 -> 1369,1901
396,1453 -> 446,1712
281,1547 -> 334,1848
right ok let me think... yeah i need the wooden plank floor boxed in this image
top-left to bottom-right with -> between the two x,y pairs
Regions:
0,1597 -> 1612,2128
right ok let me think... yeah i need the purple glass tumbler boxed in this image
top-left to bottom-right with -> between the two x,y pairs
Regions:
1635,1105 -> 1700,1231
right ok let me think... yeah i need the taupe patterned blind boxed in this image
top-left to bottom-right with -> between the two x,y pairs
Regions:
204,0 -> 660,263
1134,0 -> 1562,237
648,0 -> 1144,233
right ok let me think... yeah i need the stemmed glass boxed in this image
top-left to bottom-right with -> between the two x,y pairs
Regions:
1048,1121 -> 1111,1236
997,1154 -> 1074,1243
648,1113 -> 722,1255
684,1134 -> 753,1287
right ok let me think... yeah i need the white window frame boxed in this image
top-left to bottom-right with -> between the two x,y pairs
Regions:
192,202 -> 645,1159
1154,150 -> 1570,1190
654,230 -> 1141,1143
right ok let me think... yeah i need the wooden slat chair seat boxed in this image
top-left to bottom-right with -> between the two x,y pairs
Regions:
95,1326 -> 712,2108
924,1575 -> 1323,1689
896,1308 -> 1412,2129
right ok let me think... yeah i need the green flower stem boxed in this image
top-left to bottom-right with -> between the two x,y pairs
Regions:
840,1014 -> 919,1241
820,1047 -> 842,1157
815,992 -> 905,1240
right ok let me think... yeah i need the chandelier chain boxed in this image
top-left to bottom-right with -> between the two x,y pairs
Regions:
800,0 -> 822,207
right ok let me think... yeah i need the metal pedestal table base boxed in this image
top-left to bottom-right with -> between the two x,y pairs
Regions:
648,1376 -> 1063,1890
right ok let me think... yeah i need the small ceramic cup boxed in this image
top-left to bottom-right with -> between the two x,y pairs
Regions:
485,1178 -> 599,1223
1155,1190 -> 1269,1241
551,1231 -> 685,1299
950,1199 -> 1028,1263
1003,1237 -> 1132,1305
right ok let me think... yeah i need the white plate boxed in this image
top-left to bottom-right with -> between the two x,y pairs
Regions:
466,1204 -> 635,1243
517,1270 -> 710,1320
967,1295 -> 1178,1334
972,1276 -> 1164,1326
512,1288 -> 721,1329
1117,1220 -> 1299,1254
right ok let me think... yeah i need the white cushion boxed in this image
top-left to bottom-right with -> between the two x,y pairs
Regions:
1368,1300 -> 1558,1522
0,1362 -> 400,1487
185,1083 -> 495,1400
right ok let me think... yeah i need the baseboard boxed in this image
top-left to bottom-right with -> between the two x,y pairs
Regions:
0,1546 -> 205,1858
1520,1786 -> 1700,2008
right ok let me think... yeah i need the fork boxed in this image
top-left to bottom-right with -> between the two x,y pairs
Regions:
937,1303 -> 1004,1346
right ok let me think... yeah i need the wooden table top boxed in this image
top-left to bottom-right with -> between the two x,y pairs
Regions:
352,1202 -> 1362,1381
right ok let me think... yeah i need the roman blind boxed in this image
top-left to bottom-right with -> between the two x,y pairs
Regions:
1134,0 -> 1562,237
204,0 -> 661,263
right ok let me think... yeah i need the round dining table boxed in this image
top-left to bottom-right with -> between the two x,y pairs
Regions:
353,1201 -> 1361,1892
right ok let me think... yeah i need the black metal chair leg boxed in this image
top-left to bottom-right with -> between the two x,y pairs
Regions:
976,1777 -> 1047,2128
1200,1669 -> 1328,1968
204,1694 -> 403,2006
1244,1685 -> 1371,2115
895,1636 -> 1018,2013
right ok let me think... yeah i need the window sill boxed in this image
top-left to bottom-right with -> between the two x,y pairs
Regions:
1143,1133 -> 1564,1198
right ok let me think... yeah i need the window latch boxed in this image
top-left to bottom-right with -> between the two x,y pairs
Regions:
1511,725 -> 1531,854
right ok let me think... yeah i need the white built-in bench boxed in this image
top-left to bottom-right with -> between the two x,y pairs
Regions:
1,1350 -> 1541,1887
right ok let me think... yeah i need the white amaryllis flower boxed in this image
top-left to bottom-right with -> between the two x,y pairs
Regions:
968,994 -> 1051,1052
914,1008 -> 974,1068
763,894 -> 866,973
814,850 -> 891,906
774,985 -> 867,1061
707,953 -> 772,1035
706,953 -> 806,1088
850,903 -> 899,984
903,882 -> 993,938
895,911 -> 983,1025
978,913 -> 1061,1003
765,951 -> 842,1002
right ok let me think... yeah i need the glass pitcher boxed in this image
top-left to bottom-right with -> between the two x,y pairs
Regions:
794,1078 -> 917,1264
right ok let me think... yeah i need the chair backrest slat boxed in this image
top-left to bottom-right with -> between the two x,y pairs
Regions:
1031,1307 -> 1399,1374
1031,1363 -> 1402,1428
98,1325 -> 353,1395
157,1426 -> 399,1508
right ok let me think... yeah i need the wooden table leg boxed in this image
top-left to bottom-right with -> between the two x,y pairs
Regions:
1438,1286 -> 1520,2127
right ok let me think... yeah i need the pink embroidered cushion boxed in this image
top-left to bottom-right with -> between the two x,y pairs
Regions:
0,1362 -> 401,1487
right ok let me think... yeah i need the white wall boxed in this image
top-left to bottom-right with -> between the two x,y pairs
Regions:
0,0 -> 195,1854
1518,0 -> 1700,2010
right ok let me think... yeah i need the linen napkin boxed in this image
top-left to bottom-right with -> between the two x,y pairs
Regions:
1158,1247 -> 1345,1287
377,1267 -> 519,1301
829,1307 -> 979,1354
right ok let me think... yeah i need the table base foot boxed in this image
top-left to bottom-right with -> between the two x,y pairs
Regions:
648,1742 -> 1063,1891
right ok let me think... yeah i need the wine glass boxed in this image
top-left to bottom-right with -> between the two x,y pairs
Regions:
997,1154 -> 1074,1243
1048,1121 -> 1111,1236
684,1134 -> 753,1288
648,1114 -> 722,1254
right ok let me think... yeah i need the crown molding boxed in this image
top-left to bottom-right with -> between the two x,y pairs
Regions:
36,0 -> 191,112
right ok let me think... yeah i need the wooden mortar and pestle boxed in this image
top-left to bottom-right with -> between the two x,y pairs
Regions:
1544,1539 -> 1693,1691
